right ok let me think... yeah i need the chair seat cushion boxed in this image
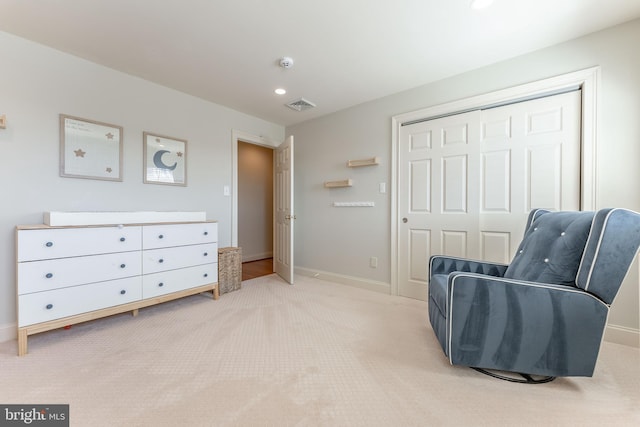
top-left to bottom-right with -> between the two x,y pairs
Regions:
504,211 -> 595,286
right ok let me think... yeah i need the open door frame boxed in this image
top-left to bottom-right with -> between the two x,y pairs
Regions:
231,130 -> 294,284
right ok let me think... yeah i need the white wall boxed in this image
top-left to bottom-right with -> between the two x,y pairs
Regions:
287,18 -> 640,343
238,141 -> 273,262
0,31 -> 284,340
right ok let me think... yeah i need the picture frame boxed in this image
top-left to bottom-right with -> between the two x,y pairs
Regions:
60,114 -> 123,181
143,132 -> 187,186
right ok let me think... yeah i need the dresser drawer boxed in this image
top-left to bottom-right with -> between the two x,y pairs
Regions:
18,251 -> 142,295
142,222 -> 217,249
18,276 -> 142,327
17,226 -> 142,262
142,263 -> 217,299
142,243 -> 217,274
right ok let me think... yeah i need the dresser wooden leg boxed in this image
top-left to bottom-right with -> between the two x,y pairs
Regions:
132,309 -> 139,317
213,284 -> 220,300
18,328 -> 28,356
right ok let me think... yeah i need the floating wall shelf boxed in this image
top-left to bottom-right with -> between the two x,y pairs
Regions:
324,179 -> 353,188
347,157 -> 380,167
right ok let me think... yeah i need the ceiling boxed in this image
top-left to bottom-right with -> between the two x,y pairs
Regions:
2,0 -> 640,127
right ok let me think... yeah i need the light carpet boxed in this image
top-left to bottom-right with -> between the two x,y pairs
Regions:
0,274 -> 639,426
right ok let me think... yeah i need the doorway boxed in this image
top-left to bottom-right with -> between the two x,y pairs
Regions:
231,130 -> 295,285
238,141 -> 274,280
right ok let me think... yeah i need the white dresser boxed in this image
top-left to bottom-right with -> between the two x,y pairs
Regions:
16,221 -> 219,355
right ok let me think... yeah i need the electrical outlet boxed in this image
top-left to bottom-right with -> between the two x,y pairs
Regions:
370,257 -> 378,268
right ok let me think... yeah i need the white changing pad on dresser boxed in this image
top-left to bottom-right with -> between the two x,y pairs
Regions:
44,211 -> 207,226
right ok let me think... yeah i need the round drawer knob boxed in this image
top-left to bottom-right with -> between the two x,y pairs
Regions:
203,273 -> 208,278
45,242 -> 53,247
159,259 -> 164,263
204,231 -> 208,236
158,234 -> 164,239
45,273 -> 53,279
120,290 -> 126,295
158,282 -> 164,287
120,237 -> 126,242
46,304 -> 53,310
120,264 -> 126,269
204,252 -> 208,256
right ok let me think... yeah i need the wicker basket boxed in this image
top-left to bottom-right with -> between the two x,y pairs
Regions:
218,247 -> 242,295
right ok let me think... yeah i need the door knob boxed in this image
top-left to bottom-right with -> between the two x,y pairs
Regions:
402,218 -> 408,223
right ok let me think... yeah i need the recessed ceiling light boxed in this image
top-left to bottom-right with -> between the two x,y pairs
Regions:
275,88 -> 287,95
470,0 -> 494,10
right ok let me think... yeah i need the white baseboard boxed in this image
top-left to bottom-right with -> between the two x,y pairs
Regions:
604,323 -> 640,347
242,252 -> 273,263
0,322 -> 16,343
295,267 -> 391,294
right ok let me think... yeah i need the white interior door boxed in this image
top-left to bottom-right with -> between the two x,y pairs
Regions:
397,91 -> 582,300
275,135 -> 294,284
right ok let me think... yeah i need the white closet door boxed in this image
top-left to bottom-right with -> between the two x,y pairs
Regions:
397,90 -> 582,300
478,90 -> 582,263
398,111 -> 481,300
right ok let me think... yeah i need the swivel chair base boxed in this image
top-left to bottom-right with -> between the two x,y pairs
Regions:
472,367 -> 556,384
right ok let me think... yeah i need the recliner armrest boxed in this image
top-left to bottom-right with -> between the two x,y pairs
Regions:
429,255 -> 508,277
445,273 -> 609,377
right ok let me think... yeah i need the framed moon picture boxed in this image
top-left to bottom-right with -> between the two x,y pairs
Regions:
143,132 -> 187,186
60,114 -> 123,181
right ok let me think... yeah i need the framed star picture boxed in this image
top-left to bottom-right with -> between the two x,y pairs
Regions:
60,114 -> 123,181
143,132 -> 187,186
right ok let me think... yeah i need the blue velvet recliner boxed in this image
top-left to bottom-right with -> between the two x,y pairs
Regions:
428,208 -> 640,379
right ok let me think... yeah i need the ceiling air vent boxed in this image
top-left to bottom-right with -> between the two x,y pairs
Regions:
286,97 -> 316,111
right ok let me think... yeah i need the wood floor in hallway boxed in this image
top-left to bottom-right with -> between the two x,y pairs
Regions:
242,258 -> 273,281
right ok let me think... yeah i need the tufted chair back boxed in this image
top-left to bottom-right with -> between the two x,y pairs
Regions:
505,208 -> 640,304
576,208 -> 640,304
